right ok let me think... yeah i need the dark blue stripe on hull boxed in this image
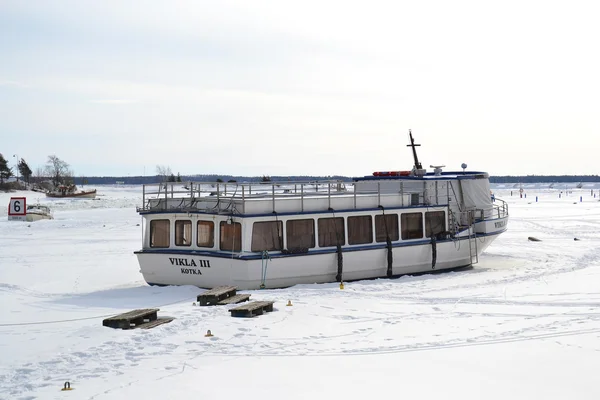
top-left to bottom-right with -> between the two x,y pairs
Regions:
134,229 -> 505,260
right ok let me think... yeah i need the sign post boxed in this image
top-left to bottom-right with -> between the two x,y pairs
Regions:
8,197 -> 27,221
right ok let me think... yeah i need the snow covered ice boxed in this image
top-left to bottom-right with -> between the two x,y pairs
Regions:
2,183 -> 600,399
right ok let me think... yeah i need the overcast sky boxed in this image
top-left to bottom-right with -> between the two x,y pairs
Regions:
1,1 -> 599,177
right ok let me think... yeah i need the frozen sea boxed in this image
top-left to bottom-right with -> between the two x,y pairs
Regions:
2,182 -> 600,399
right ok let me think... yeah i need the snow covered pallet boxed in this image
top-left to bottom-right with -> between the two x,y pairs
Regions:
102,308 -> 173,330
217,293 -> 251,305
197,285 -> 238,306
229,301 -> 275,318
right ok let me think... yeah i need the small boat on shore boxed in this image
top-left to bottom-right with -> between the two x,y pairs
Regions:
46,184 -> 97,199
25,204 -> 54,221
7,197 -> 54,221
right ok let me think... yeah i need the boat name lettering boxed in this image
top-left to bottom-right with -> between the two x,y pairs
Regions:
494,221 -> 506,228
181,268 -> 202,275
169,258 -> 211,268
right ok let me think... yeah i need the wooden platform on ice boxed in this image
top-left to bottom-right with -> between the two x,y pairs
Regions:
217,293 -> 251,305
139,318 -> 174,329
229,301 -> 275,318
102,308 -> 172,330
197,285 -> 238,306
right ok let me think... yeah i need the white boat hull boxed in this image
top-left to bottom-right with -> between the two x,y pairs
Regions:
136,232 -> 501,290
25,213 -> 53,222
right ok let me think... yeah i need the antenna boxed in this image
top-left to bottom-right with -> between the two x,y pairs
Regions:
406,129 -> 422,170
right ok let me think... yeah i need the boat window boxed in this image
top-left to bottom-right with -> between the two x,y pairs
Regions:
175,220 -> 192,246
375,214 -> 399,242
318,217 -> 345,247
251,221 -> 283,252
401,213 -> 423,240
197,221 -> 214,248
347,215 -> 373,245
220,221 -> 242,252
150,219 -> 170,248
425,211 -> 446,238
286,219 -> 315,250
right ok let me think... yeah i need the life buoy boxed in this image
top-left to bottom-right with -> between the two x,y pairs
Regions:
373,171 -> 411,177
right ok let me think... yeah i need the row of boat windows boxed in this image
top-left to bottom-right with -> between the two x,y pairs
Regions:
149,211 -> 446,251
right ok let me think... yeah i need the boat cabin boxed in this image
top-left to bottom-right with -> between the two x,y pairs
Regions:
142,205 -> 449,255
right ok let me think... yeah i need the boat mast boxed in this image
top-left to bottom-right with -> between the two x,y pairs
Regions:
407,129 -> 422,170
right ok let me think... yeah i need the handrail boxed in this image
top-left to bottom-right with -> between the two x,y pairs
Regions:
141,181 -> 346,198
136,180 -> 509,221
137,180 -> 351,213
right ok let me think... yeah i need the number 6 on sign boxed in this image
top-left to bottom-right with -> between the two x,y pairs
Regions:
8,197 -> 26,216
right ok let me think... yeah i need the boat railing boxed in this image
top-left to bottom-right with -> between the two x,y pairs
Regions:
136,180 -> 509,217
137,180 -> 447,214
473,198 -> 508,221
492,198 -> 509,219
472,199 -> 509,222
448,197 -> 508,234
137,180 -> 353,213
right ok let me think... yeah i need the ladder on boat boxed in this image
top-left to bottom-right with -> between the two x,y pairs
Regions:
467,210 -> 479,265
468,228 -> 479,265
448,208 -> 479,266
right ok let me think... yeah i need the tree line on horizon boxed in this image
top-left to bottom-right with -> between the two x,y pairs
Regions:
490,175 -> 600,183
68,174 -> 351,185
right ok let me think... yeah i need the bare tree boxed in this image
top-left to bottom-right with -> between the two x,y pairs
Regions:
33,166 -> 45,183
45,155 -> 73,188
156,165 -> 172,182
31,166 -> 50,190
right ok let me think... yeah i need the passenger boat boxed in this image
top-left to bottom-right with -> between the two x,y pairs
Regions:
135,132 -> 509,289
46,184 -> 97,199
